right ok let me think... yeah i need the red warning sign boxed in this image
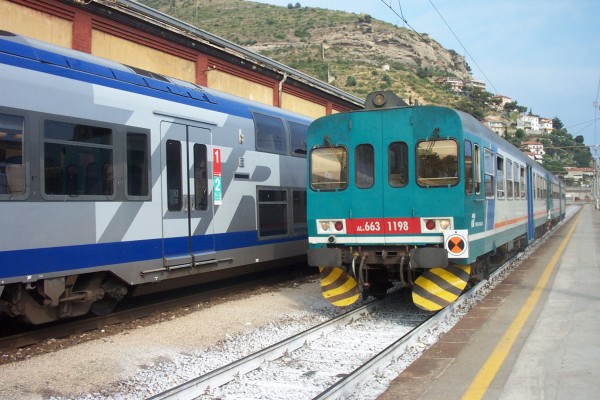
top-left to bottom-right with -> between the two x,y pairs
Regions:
443,230 -> 469,258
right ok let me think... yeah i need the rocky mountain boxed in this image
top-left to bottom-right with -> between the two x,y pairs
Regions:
139,0 -> 473,107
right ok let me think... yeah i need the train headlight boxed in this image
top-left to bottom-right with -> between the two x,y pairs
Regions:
439,219 -> 450,230
317,219 -> 346,234
421,217 -> 453,232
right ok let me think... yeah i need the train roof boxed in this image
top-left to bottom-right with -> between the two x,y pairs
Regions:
0,31 -> 312,125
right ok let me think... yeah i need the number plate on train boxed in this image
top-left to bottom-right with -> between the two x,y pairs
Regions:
345,218 -> 421,234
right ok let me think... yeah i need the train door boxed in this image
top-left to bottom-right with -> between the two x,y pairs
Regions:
348,114 -> 385,233
161,121 -> 215,268
526,166 -> 534,242
381,110 -> 413,241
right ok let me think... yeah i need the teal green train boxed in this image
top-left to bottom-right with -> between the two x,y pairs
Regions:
307,91 -> 566,311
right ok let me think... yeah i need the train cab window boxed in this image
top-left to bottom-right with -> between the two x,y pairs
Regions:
464,140 -> 473,194
416,139 -> 458,187
193,144 -> 208,211
309,146 -> 348,191
254,113 -> 287,154
166,140 -> 182,211
0,113 -> 25,198
496,155 -> 505,199
289,121 -> 308,157
506,159 -> 513,199
258,188 -> 288,237
388,142 -> 408,187
355,144 -> 374,188
474,144 -> 481,194
43,120 -> 113,198
126,133 -> 150,198
484,148 -> 494,198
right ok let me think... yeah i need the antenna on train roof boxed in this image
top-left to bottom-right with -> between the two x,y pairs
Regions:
365,91 -> 409,110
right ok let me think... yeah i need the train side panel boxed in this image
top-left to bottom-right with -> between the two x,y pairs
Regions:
0,33 -> 311,323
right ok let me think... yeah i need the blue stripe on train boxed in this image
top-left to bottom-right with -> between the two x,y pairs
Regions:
0,231 -> 306,280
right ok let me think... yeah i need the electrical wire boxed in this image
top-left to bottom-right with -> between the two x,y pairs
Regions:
380,0 -> 498,93
378,0 -> 458,76
426,0 -> 498,94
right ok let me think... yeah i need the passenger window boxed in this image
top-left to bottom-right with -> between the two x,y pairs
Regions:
258,188 -> 288,237
194,144 -> 208,211
309,146 -> 348,191
474,144 -> 481,194
464,140 -> 473,195
416,139 -> 458,187
520,166 -> 526,199
166,140 -> 182,211
496,155 -> 505,199
43,120 -> 113,197
0,113 -> 25,197
126,133 -> 149,198
254,113 -> 287,154
388,142 -> 408,187
355,144 -> 374,189
289,121 -> 308,157
484,148 -> 494,198
506,159 -> 513,199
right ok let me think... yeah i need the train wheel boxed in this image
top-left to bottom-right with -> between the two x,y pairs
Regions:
90,277 -> 128,316
319,267 -> 360,307
412,264 -> 471,311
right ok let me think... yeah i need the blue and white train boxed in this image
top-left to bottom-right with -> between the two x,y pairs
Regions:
0,32 -> 312,324
306,91 -> 566,311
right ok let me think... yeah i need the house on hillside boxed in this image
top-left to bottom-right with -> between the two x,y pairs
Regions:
539,117 -> 554,134
517,113 -> 540,132
491,94 -> 513,111
521,141 -> 545,162
484,116 -> 506,136
564,167 -> 595,186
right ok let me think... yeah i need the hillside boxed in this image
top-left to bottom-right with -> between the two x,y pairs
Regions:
138,0 -> 593,172
139,0 -> 472,107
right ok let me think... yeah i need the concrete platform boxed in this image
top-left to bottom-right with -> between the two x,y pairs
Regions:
378,205 -> 600,400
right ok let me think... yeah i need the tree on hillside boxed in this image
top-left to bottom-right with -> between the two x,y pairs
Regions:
504,101 -> 527,113
553,117 -> 564,130
454,87 -> 492,121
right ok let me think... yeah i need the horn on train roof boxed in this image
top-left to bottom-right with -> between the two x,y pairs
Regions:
365,91 -> 409,110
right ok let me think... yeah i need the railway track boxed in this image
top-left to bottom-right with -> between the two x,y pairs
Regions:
147,254 -> 528,400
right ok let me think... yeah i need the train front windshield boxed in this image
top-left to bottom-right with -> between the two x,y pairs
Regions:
309,146 -> 348,191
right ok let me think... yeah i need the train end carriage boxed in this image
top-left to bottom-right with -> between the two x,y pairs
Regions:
307,91 -> 563,311
0,33 -> 312,324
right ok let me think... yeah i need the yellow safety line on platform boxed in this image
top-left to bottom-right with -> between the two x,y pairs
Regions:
462,209 -> 583,400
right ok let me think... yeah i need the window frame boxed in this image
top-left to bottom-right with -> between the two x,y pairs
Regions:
355,143 -> 375,189
388,141 -> 408,188
309,145 -> 349,191
42,119 -> 116,200
416,138 -> 459,187
0,112 -> 26,199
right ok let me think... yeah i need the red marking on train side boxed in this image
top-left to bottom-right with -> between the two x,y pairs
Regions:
345,218 -> 422,234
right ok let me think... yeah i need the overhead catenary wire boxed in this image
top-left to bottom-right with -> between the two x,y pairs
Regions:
378,0 -> 457,77
381,0 -> 499,94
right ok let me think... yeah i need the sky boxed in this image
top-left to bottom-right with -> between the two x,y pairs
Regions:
251,0 -> 600,154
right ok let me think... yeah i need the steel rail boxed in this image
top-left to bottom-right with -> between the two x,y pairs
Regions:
147,300 -> 381,400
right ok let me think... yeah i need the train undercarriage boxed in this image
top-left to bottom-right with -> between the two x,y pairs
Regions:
0,273 -> 128,325
317,234 -> 532,311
